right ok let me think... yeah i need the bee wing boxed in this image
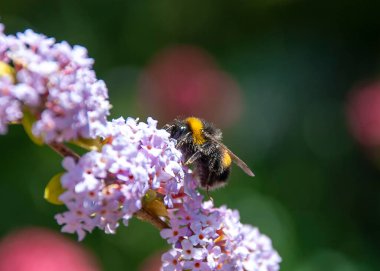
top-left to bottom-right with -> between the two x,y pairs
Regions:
203,132 -> 255,177
226,147 -> 255,177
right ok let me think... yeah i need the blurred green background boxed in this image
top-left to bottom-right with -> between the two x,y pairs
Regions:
1,1 -> 380,270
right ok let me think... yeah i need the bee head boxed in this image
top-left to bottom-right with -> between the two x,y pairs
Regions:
165,120 -> 189,141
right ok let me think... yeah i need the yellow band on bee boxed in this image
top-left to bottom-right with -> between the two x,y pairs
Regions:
185,117 -> 206,145
222,150 -> 232,167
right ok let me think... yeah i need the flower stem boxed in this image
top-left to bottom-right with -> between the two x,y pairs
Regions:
48,142 -> 80,162
134,209 -> 169,230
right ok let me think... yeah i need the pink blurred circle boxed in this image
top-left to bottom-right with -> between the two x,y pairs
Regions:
138,251 -> 162,271
0,227 -> 100,271
138,45 -> 243,128
347,81 -> 380,147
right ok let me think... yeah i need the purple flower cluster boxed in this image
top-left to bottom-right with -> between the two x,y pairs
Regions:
0,24 -> 281,270
0,75 -> 22,134
56,117 -> 184,240
0,24 -> 110,141
55,116 -> 281,269
161,194 -> 281,271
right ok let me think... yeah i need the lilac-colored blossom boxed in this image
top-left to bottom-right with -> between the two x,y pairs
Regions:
55,117 -> 184,240
0,24 -> 110,141
0,77 -> 22,133
160,193 -> 281,271
0,24 -> 281,270
161,250 -> 183,271
52,115 -> 281,269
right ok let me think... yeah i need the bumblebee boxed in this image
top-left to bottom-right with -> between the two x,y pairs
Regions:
164,117 -> 254,190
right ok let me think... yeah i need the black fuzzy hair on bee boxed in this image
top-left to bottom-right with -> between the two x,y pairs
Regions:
164,117 -> 254,191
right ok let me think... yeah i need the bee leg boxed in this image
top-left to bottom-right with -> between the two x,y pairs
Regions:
175,132 -> 191,148
162,124 -> 174,131
205,173 -> 214,202
175,138 -> 185,148
185,151 -> 202,165
206,185 -> 214,203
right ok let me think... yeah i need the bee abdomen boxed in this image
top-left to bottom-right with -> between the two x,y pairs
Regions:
208,167 -> 231,190
197,163 -> 231,190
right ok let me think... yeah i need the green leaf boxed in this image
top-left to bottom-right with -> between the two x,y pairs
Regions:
144,199 -> 168,217
143,189 -> 157,203
21,108 -> 44,145
0,61 -> 15,82
143,190 -> 168,217
44,173 -> 65,205
71,137 -> 102,151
